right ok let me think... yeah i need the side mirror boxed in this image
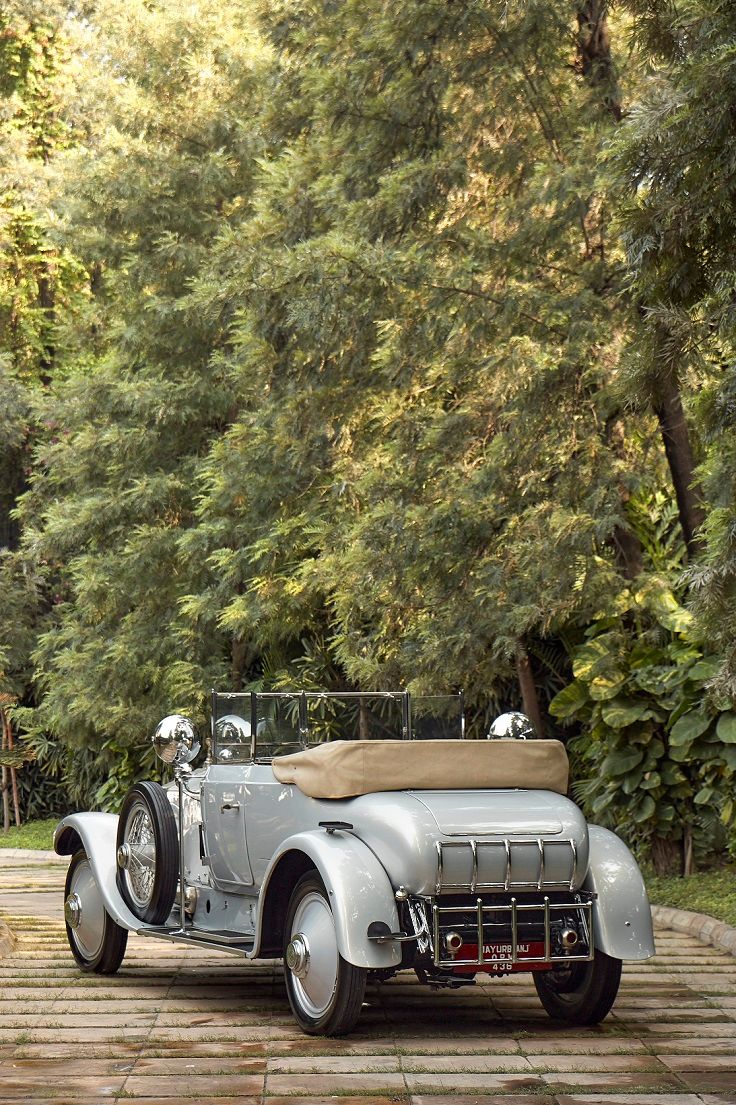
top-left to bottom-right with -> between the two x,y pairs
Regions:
487,711 -> 536,740
152,714 -> 200,766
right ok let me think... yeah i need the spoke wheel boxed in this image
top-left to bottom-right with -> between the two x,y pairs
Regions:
533,949 -> 622,1025
64,850 -> 127,974
116,781 -> 178,924
284,872 -> 366,1036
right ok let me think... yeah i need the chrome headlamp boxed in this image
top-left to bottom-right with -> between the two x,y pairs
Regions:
487,711 -> 535,739
152,714 -> 200,765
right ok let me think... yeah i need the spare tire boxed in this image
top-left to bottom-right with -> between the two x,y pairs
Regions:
116,781 -> 178,924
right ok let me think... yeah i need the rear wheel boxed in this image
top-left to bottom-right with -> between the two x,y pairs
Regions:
533,950 -> 622,1025
116,781 -> 178,924
283,872 -> 367,1036
64,849 -> 128,974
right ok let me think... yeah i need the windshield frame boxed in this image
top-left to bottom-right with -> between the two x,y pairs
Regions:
210,689 -> 465,764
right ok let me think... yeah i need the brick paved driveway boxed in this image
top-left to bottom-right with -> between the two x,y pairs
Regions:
0,853 -> 735,1105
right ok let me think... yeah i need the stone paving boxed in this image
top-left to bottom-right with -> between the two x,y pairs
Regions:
0,853 -> 734,1105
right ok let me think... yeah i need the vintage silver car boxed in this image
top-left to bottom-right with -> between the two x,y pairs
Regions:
54,691 -> 655,1035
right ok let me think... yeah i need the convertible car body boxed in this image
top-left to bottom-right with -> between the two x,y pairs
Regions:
54,691 -> 655,1035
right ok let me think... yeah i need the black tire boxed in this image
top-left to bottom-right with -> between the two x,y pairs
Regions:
64,849 -> 128,974
283,872 -> 367,1036
533,949 -> 622,1025
116,781 -> 178,924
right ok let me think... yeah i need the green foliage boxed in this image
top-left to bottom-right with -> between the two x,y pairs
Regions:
0,817 -> 57,849
611,0 -> 736,688
14,721 -> 163,815
647,865 -> 736,929
552,580 -> 735,859
2,0 -> 736,849
186,0 -> 653,709
0,8 -> 82,389
13,0 -> 274,776
0,5 -> 87,737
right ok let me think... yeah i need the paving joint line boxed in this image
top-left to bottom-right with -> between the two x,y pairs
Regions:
118,937 -> 180,1098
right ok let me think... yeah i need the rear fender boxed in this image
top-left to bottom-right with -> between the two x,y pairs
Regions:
583,824 -> 655,961
54,812 -> 140,931
253,829 -> 401,969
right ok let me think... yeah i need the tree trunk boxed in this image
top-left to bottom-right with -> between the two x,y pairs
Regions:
576,0 -> 623,121
515,640 -> 545,737
90,262 -> 103,297
37,270 -> 56,386
651,834 -> 680,876
652,372 -> 706,558
605,419 -> 645,579
2,711 -> 20,828
1,766 -> 8,834
579,8 -> 647,581
612,523 -> 644,580
231,636 -> 248,692
1,715 -> 8,834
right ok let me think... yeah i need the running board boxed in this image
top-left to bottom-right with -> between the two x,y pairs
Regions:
186,927 -> 253,945
137,925 -> 254,957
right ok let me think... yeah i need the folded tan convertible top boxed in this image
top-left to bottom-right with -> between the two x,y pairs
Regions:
271,738 -> 569,799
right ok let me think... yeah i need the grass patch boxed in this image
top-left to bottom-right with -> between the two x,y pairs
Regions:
0,818 -> 58,850
647,864 -> 736,927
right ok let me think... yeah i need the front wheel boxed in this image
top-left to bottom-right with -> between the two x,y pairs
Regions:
64,850 -> 128,974
283,872 -> 367,1036
533,950 -> 622,1025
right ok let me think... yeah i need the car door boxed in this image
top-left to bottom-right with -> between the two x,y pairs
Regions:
202,765 -> 254,890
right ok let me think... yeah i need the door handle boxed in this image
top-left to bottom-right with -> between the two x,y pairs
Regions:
220,801 -> 241,812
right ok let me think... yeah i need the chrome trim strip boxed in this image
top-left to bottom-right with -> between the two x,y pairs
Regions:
543,896 -> 550,961
470,839 -> 478,895
435,840 -> 443,895
537,838 -> 544,891
569,838 -> 577,891
503,839 -> 511,891
250,690 -> 257,761
476,897 -> 483,965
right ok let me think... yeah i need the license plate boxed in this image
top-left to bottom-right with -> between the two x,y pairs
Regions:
452,940 -> 549,973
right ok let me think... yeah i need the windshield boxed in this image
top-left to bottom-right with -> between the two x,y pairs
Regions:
211,690 -> 464,762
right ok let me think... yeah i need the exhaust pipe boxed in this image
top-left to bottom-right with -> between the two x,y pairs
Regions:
560,928 -> 579,949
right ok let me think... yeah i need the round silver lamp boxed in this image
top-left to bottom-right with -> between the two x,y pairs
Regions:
152,714 -> 200,766
487,711 -> 536,740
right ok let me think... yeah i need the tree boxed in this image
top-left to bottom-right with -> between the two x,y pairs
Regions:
190,0 -> 651,712
0,4 -> 89,821
14,0 -> 733,865
186,0 -> 730,864
611,0 -> 736,690
16,0 -> 273,805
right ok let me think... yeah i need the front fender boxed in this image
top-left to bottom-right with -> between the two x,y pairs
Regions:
54,812 -> 140,931
583,824 -> 655,961
254,829 -> 401,970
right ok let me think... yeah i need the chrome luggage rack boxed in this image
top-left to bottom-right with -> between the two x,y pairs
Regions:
435,836 -> 578,894
432,894 -> 594,968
